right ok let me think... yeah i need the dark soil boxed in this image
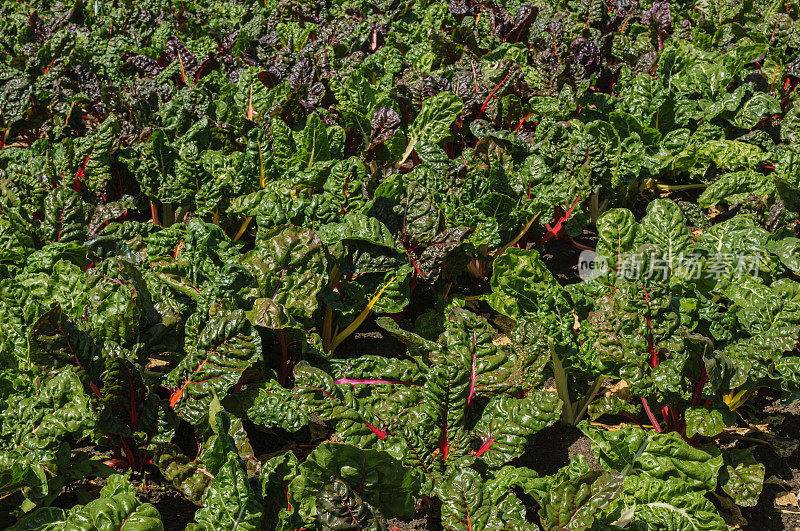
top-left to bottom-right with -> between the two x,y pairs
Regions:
135,485 -> 198,530
535,230 -> 598,285
334,318 -> 409,359
387,517 -> 436,531
517,422 -> 601,475
53,475 -> 198,530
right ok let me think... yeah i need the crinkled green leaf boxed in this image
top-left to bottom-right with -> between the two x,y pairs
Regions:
684,406 -> 735,438
226,377 -> 308,431
13,475 -> 163,531
719,448 -> 764,507
527,456 -> 623,531
438,468 -> 501,531
316,477 -> 385,531
579,425 -> 722,491
43,188 -> 87,245
187,453 -> 263,531
473,390 -> 561,468
289,443 -> 418,522
597,475 -> 727,531
165,304 -> 261,424
400,92 -> 463,164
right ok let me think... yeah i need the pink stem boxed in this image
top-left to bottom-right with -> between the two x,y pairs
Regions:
640,397 -> 663,433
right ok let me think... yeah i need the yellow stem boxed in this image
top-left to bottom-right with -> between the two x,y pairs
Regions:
258,144 -> 265,189
574,376 -> 604,425
590,193 -> 599,223
550,338 -> 576,425
723,388 -> 755,411
330,276 -> 396,353
212,209 -> 219,226
494,211 -> 542,258
232,216 -> 252,242
655,182 -> 707,192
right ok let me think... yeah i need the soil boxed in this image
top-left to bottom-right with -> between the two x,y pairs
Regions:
334,320 -> 409,358
518,422 -> 602,475
132,485 -> 199,530
53,475 -> 198,531
537,228 -> 599,286
387,517 -> 436,531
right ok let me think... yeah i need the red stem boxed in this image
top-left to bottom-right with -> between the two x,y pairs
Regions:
539,192 -> 582,245
479,72 -> 512,117
640,397 -> 662,433
103,458 -> 131,469
363,421 -> 388,439
619,413 -> 646,430
475,437 -> 495,456
119,436 -> 139,471
671,407 -> 683,437
278,330 -> 288,386
690,363 -> 707,407
150,200 -> 160,226
641,286 -> 659,368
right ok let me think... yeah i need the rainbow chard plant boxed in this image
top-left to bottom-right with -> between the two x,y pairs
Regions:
0,371 -> 108,519
577,200 -> 800,444
24,254 -> 178,474
314,213 -> 413,355
288,304 -> 563,528
481,197 -> 800,514
3,0 -> 800,527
